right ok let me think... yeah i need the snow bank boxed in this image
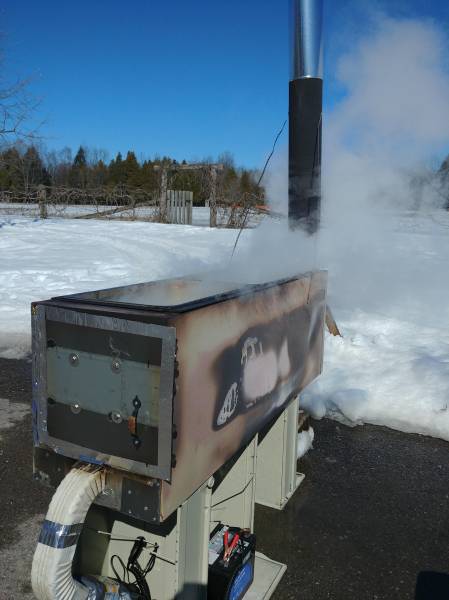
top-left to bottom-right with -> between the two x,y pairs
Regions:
302,311 -> 449,441
297,427 -> 315,459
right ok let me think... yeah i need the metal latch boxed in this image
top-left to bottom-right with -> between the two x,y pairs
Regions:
128,396 -> 142,449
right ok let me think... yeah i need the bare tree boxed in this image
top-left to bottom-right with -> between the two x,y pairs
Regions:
0,48 -> 42,146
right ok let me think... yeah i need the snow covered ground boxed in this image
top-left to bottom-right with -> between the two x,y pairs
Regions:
1,209 -> 449,444
302,311 -> 449,441
302,208 -> 449,442
0,216 -> 237,358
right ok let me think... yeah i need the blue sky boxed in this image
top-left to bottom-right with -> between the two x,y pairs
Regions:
2,0 -> 449,168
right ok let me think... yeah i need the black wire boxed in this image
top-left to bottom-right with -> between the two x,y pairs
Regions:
230,119 -> 287,259
111,554 -> 127,584
211,477 -> 254,509
128,563 -> 152,600
109,536 -> 155,599
256,119 -> 288,189
143,544 -> 158,577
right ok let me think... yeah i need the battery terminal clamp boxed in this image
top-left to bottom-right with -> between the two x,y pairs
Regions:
223,529 -> 240,563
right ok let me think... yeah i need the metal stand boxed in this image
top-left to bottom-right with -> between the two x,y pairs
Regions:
255,397 -> 304,510
247,553 -> 287,600
76,436 -> 286,599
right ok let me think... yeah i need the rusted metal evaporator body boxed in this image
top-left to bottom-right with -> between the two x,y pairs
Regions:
32,271 -> 327,522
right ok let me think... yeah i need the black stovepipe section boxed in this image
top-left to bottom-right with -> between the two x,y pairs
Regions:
288,76 -> 322,233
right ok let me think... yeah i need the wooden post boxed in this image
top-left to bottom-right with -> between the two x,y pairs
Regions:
182,191 -> 187,224
209,166 -> 217,228
38,185 -> 47,219
187,191 -> 193,225
170,190 -> 174,224
160,169 -> 168,220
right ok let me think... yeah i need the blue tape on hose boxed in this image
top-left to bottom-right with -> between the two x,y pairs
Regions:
38,520 -> 84,549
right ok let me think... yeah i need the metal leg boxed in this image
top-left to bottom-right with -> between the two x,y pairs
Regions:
255,397 -> 304,510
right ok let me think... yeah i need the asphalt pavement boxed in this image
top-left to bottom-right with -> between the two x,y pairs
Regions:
1,357 -> 448,600
256,418 -> 449,599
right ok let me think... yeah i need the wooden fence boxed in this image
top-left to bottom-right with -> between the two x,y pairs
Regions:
0,186 -> 266,228
166,190 -> 193,225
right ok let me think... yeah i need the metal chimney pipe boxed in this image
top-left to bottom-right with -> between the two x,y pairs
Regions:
288,0 -> 323,233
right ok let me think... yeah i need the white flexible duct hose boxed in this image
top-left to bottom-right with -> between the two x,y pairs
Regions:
31,463 -> 107,600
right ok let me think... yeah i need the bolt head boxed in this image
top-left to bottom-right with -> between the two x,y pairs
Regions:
109,411 -> 122,424
111,359 -> 121,373
68,353 -> 79,367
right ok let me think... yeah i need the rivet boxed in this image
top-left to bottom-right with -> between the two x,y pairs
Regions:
71,404 -> 81,414
111,359 -> 121,373
109,411 -> 122,424
68,353 -> 79,367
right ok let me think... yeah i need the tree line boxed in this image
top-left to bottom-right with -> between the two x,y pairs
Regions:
0,144 -> 264,206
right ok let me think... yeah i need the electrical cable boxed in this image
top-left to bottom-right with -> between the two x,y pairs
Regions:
107,535 -> 159,599
211,477 -> 254,509
230,119 -> 287,260
110,554 -> 127,584
142,546 -> 158,577
127,562 -> 151,600
89,527 -> 175,566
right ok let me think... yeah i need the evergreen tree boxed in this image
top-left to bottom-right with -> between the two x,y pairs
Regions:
0,143 -> 267,206
123,151 -> 140,187
0,148 -> 22,189
70,145 -> 88,187
239,170 -> 253,195
90,159 -> 108,187
108,152 -> 124,185
141,160 -> 158,191
73,146 -> 87,167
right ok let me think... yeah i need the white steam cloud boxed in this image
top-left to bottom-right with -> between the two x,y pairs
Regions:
320,15 -> 449,325
237,14 -> 449,325
331,16 -> 449,158
233,14 -> 449,441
